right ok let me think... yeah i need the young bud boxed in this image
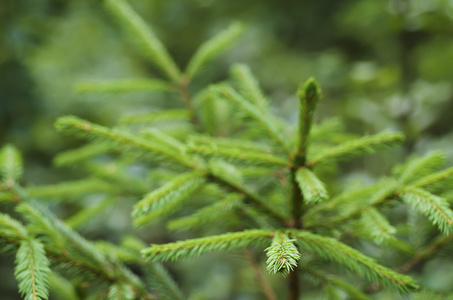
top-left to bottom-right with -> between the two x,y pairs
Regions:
297,77 -> 322,110
295,78 -> 322,165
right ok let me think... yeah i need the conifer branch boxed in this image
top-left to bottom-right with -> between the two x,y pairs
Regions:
144,262 -> 184,300
397,234 -> 453,273
188,144 -> 289,168
410,166 -> 453,192
230,64 -> 269,112
18,202 -> 113,276
53,143 -> 111,167
0,144 -> 23,185
185,22 -> 244,79
132,171 -> 207,226
399,187 -> 453,234
396,151 -> 445,184
26,178 -> 114,200
188,135 -> 271,153
76,79 -> 173,94
240,204 -> 278,230
142,229 -> 274,262
265,233 -> 300,276
55,116 -> 196,168
302,266 -> 370,300
305,178 -> 397,225
213,84 -> 290,154
168,193 -> 242,230
288,78 -> 322,299
85,162 -> 149,194
288,230 -> 418,293
105,0 -> 181,81
0,213 -> 28,241
295,168 -> 328,204
306,181 -> 398,229
48,272 -> 79,300
141,128 -> 186,153
66,196 -> 118,229
195,87 -> 220,135
107,283 -> 135,300
120,109 -> 190,124
310,117 -> 345,141
16,201 -> 155,300
15,239 -> 51,300
308,132 -> 404,166
95,241 -> 184,299
207,168 -> 287,223
358,208 -> 396,244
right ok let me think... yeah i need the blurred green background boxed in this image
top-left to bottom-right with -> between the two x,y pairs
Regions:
1,0 -> 453,298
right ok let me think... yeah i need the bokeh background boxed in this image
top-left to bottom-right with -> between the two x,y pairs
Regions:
1,0 -> 453,298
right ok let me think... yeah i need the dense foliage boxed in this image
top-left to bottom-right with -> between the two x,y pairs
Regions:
2,0 -> 453,299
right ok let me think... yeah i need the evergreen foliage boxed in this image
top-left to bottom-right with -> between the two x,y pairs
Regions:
265,233 -> 300,277
2,0 -> 453,299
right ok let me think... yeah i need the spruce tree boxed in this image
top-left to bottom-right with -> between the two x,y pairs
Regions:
1,0 -> 453,299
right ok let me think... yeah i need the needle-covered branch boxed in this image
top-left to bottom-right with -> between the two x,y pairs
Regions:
399,187 -> 453,234
230,64 -> 269,113
15,239 -> 51,300
55,116 -> 196,168
288,230 -> 418,293
132,171 -> 207,226
105,0 -> 181,81
76,79 -> 173,94
213,84 -> 290,154
308,132 -> 404,166
265,233 -> 300,276
295,168 -> 328,204
185,22 -> 244,79
142,229 -> 274,262
0,144 -> 23,184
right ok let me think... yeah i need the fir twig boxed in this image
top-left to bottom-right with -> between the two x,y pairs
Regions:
308,132 -> 404,166
132,171 -> 207,226
105,0 -> 181,81
76,79 -> 173,94
55,116 -> 196,168
265,233 -> 300,277
230,64 -> 269,112
288,230 -> 418,293
295,168 -> 328,204
15,239 -> 51,300
142,229 -> 274,261
185,22 -> 244,79
213,84 -> 290,154
399,187 -> 453,234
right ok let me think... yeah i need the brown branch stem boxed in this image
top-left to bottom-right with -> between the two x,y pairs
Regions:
245,248 -> 277,300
